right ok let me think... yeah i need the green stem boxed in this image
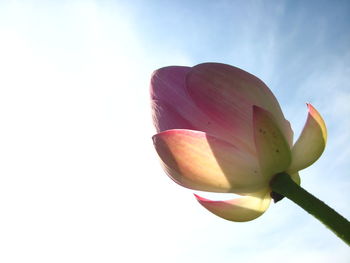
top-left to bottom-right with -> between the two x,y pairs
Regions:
270,172 -> 350,246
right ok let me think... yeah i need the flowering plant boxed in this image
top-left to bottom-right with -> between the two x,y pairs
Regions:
150,63 -> 349,244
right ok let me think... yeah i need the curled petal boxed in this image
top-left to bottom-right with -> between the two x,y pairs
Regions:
186,63 -> 293,149
253,106 -> 292,179
194,191 -> 271,222
288,104 -> 327,173
153,129 -> 264,193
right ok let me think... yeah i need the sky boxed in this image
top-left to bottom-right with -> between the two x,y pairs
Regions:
0,0 -> 349,262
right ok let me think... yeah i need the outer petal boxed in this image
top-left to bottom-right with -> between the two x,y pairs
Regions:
288,104 -> 327,173
151,66 -> 229,135
186,63 -> 293,149
153,129 -> 265,193
150,66 -> 255,152
253,106 -> 292,179
151,99 -> 197,132
150,66 -> 190,102
150,66 -> 196,132
194,191 -> 271,222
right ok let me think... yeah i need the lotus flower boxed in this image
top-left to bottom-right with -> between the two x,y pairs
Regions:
151,63 -> 327,222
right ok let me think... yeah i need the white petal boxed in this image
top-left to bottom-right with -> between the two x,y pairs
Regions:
194,190 -> 271,222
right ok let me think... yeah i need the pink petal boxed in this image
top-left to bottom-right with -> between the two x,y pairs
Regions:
288,104 -> 327,173
150,66 -> 195,132
150,66 -> 254,151
150,66 -> 223,134
253,106 -> 291,179
186,63 -> 293,149
194,191 -> 271,222
153,129 -> 265,193
151,99 -> 196,132
150,66 -> 191,102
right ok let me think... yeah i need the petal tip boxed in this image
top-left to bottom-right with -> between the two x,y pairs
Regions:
306,103 -> 316,114
194,193 -> 209,202
307,104 -> 327,140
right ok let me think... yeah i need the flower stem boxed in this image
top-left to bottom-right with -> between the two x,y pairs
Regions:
270,172 -> 350,246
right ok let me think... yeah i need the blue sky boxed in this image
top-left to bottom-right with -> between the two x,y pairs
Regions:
0,0 -> 349,262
